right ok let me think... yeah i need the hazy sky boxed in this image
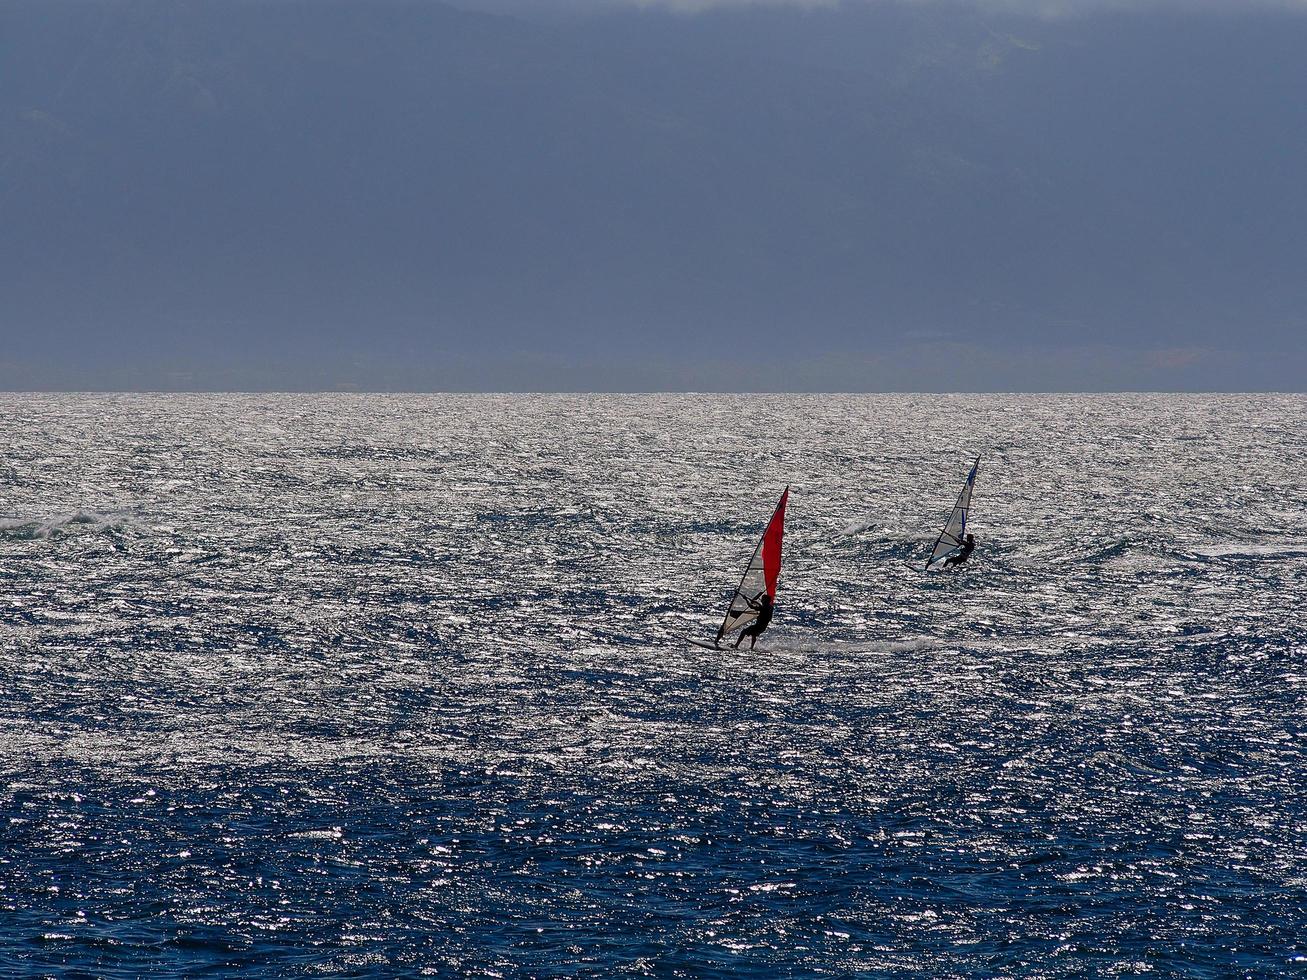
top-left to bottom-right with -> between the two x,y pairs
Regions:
2,0 -> 1304,390
461,0 -> 1307,13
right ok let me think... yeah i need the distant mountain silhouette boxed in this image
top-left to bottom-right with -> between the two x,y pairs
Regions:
2,0 -> 1304,389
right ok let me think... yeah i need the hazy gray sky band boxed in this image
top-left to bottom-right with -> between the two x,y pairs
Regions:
4,0 -> 1305,390
460,0 -> 1307,12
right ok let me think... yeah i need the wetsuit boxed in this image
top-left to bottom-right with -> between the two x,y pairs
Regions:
944,536 -> 975,568
734,593 -> 774,649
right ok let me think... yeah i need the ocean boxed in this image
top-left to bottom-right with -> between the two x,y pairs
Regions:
1,393 -> 1303,977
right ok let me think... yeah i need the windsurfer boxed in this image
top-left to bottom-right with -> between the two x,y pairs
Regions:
733,591 -> 774,648
944,533 -> 976,569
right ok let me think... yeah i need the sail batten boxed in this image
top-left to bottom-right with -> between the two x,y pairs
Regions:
926,458 -> 979,570
716,487 -> 789,642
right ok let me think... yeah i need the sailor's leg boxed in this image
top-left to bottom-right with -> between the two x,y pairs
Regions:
750,634 -> 758,649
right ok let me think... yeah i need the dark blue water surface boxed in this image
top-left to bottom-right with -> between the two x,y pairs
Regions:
1,394 -> 1304,977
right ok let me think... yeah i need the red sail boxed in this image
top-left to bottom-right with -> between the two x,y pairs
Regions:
761,487 -> 788,598
716,486 -> 791,641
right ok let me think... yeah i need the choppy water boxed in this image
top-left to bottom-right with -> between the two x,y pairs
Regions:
1,393 -> 1304,977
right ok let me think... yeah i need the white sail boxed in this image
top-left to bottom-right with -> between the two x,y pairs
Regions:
927,458 -> 979,569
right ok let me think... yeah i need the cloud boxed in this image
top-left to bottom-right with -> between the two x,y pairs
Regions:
950,0 -> 1307,16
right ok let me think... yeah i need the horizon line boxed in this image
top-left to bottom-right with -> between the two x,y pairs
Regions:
0,389 -> 1303,396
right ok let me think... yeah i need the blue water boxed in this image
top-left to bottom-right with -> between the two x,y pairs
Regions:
1,394 -> 1304,977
